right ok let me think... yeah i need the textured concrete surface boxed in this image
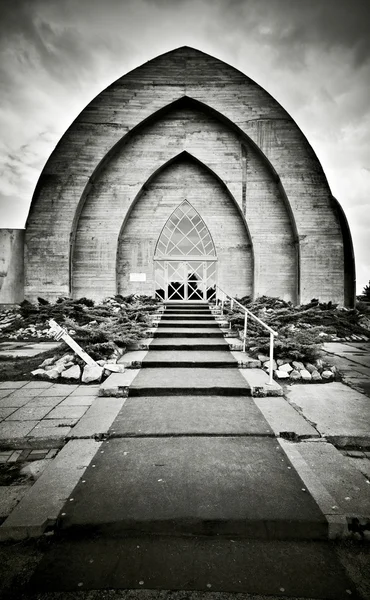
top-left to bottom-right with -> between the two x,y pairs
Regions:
287,382 -> 370,445
149,337 -> 228,349
239,368 -> 283,396
30,537 -> 357,598
110,396 -> 272,436
0,486 -> 29,518
58,437 -> 327,540
68,397 -> 126,438
99,370 -> 140,397
0,341 -> 61,358
129,367 -> 251,396
0,439 -> 101,540
254,397 -> 319,439
141,349 -> 237,367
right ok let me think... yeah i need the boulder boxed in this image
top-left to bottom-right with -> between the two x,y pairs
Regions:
305,363 -> 316,373
311,370 -> 322,381
55,354 -> 74,365
44,369 -> 60,380
292,361 -> 305,371
290,370 -> 302,380
274,370 -> 290,379
31,368 -> 46,378
61,365 -> 81,380
263,359 -> 277,371
39,356 -> 57,368
258,354 -> 270,364
82,364 -> 104,384
322,370 -> 334,380
279,363 -> 293,373
104,363 -> 125,373
300,369 -> 312,381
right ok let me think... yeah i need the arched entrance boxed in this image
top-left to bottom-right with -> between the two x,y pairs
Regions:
154,200 -> 217,302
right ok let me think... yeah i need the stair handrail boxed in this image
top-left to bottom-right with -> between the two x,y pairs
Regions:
215,285 -> 278,385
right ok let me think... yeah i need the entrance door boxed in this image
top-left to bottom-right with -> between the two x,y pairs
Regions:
154,201 -> 217,302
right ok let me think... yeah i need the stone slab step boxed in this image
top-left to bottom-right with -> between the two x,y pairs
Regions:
161,314 -> 214,320
141,350 -> 238,368
129,367 -> 251,396
109,396 -> 273,436
239,368 -> 283,397
157,320 -> 220,328
55,437 -> 328,540
149,337 -> 228,350
30,536 -> 357,598
154,327 -> 224,338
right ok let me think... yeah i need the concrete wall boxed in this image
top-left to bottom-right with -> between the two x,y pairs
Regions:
0,229 -> 24,304
24,47 -> 354,305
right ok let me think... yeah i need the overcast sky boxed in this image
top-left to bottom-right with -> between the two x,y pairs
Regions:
0,0 -> 369,293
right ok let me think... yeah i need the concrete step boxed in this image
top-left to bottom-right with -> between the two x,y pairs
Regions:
150,337 -> 228,350
141,350 -> 238,368
161,314 -> 213,320
56,437 -> 328,541
109,395 -> 273,436
129,367 -> 251,396
154,327 -> 224,337
157,320 -> 220,328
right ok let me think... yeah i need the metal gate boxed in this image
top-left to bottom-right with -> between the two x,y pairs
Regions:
154,259 -> 217,302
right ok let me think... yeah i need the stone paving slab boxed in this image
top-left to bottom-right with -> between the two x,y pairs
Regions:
26,396 -> 66,407
58,437 -> 327,541
129,367 -> 251,396
5,405 -> 52,421
0,381 -> 27,390
27,424 -> 72,440
38,384 -> 78,396
287,382 -> 370,446
281,440 -> 370,520
110,396 -> 273,436
69,385 -> 101,396
154,327 -> 224,337
22,381 -> 55,389
254,397 -> 319,439
58,395 -> 96,406
0,486 -> 29,518
0,439 -> 101,540
68,397 -> 126,439
0,341 -> 61,358
0,407 -> 17,420
99,370 -> 140,397
157,320 -> 220,327
0,421 -> 37,440
118,350 -> 148,366
46,405 -> 89,420
0,390 -> 12,399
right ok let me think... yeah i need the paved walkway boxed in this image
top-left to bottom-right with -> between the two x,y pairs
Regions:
0,307 -> 370,597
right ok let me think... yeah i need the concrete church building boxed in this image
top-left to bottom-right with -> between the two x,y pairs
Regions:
0,47 -> 355,306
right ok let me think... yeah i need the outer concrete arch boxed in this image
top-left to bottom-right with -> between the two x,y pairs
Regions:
25,46 -> 354,305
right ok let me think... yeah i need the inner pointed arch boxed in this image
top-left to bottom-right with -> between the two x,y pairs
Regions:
154,200 -> 217,259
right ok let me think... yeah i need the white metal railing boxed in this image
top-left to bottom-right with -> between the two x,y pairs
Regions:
214,285 -> 278,385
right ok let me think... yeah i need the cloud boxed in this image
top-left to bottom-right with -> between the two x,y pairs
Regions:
0,0 -> 369,291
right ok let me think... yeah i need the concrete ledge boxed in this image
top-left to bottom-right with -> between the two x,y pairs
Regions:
127,338 -> 153,350
279,439 -> 370,539
254,397 -> 319,439
118,350 -> 148,368
99,370 -> 140,397
239,369 -> 283,397
230,351 -> 261,368
0,439 -> 100,541
67,397 -> 126,439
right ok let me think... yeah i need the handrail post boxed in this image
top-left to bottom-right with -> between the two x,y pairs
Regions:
268,332 -> 274,385
221,293 -> 224,315
243,312 -> 248,353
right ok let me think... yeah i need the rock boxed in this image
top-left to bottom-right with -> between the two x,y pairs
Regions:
322,370 -> 334,380
300,369 -> 312,381
39,356 -> 57,368
20,460 -> 49,481
258,354 -> 270,364
330,366 -> 337,374
61,365 -> 81,380
311,370 -> 322,381
305,363 -> 316,373
97,359 -> 106,367
277,359 -> 284,366
290,369 -> 302,380
263,359 -> 277,371
82,364 -> 104,384
44,369 -> 60,380
315,359 -> 324,370
55,354 -> 74,365
279,363 -> 293,373
274,370 -> 290,379
104,363 -> 125,373
31,368 -> 46,377
292,361 -> 305,371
